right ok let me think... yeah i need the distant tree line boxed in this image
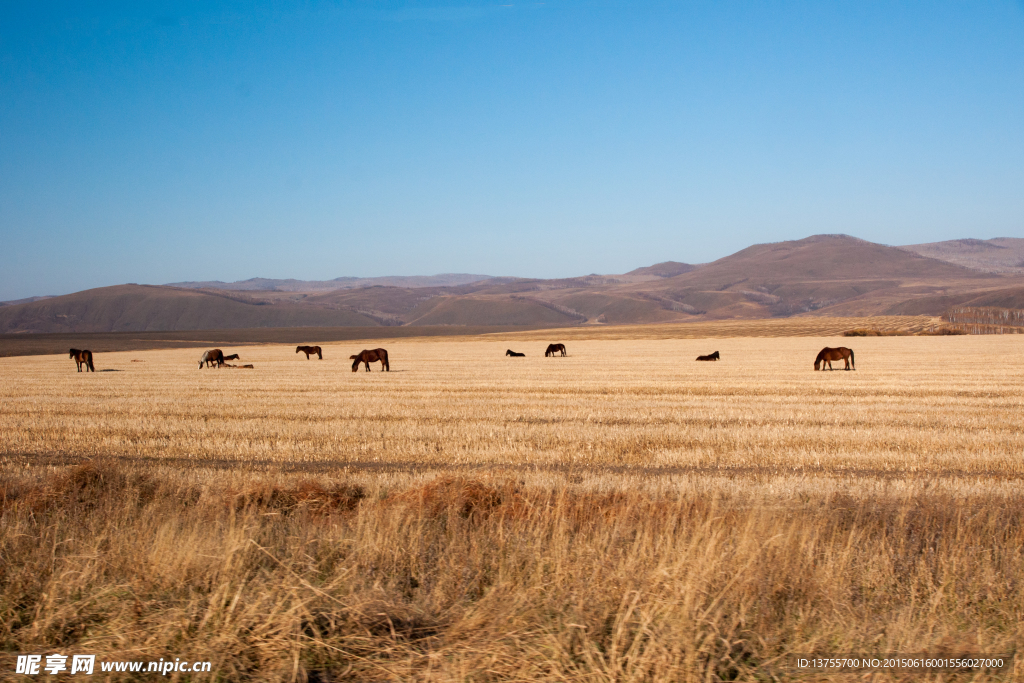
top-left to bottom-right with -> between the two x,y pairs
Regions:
943,307 -> 1024,334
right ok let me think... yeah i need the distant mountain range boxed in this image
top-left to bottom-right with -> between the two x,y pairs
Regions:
3,235 -> 1024,334
899,238 -> 1024,274
165,273 -> 494,292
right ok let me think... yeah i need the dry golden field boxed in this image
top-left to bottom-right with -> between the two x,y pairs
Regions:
1,327 -> 1023,681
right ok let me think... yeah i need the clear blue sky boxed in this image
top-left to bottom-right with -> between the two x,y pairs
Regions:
2,1 -> 1023,300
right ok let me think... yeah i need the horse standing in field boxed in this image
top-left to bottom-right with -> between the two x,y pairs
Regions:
69,349 -> 95,372
506,349 -> 525,357
296,345 -> 323,360
351,348 -> 389,372
544,343 -> 566,357
696,351 -> 720,361
814,347 -> 855,371
199,349 -> 225,369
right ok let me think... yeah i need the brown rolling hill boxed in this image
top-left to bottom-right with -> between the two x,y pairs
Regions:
616,234 -> 1010,319
5,234 -> 1024,334
0,285 -> 380,334
625,261 -> 698,278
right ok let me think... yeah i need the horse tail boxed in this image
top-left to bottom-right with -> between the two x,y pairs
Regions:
849,348 -> 855,370
86,351 -> 95,372
382,349 -> 389,371
317,347 -> 322,359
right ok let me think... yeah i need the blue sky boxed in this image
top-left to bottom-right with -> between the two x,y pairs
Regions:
2,1 -> 1023,300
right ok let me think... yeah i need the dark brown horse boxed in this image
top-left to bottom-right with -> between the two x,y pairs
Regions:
544,343 -> 566,357
199,349 -> 224,369
296,345 -> 323,360
69,349 -> 95,372
814,347 -> 855,371
351,348 -> 389,372
696,351 -> 720,361
222,353 -> 240,362
506,349 -> 525,357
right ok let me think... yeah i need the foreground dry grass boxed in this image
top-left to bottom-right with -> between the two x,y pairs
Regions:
2,331 -> 1023,680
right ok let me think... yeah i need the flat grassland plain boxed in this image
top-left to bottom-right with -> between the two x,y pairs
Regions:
2,321 -> 1023,681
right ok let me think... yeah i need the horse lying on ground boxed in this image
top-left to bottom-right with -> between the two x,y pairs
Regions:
814,347 -> 855,371
506,349 -> 525,357
69,349 -> 95,372
296,345 -> 323,360
545,343 -> 566,357
696,351 -> 720,361
221,364 -> 255,369
351,348 -> 389,372
222,354 -> 240,362
199,349 -> 225,369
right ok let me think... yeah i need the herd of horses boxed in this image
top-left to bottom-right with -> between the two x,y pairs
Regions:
690,347 -> 854,370
69,343 -> 857,373
505,344 -> 566,357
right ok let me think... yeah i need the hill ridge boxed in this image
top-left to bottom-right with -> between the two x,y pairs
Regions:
4,234 -> 1023,333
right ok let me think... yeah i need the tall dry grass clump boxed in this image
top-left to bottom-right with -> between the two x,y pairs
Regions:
1,461 -> 1022,682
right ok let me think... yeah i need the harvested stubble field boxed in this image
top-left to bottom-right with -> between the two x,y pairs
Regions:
1,330 -> 1023,681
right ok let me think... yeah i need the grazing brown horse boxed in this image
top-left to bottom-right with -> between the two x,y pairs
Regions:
814,347 -> 855,371
199,349 -> 225,369
351,348 -> 389,372
506,349 -> 525,357
69,349 -> 95,372
544,343 -> 566,357
296,345 -> 323,360
696,351 -> 720,361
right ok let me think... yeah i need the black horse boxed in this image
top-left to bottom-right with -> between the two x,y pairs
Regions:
506,349 -> 525,357
696,351 -> 720,361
